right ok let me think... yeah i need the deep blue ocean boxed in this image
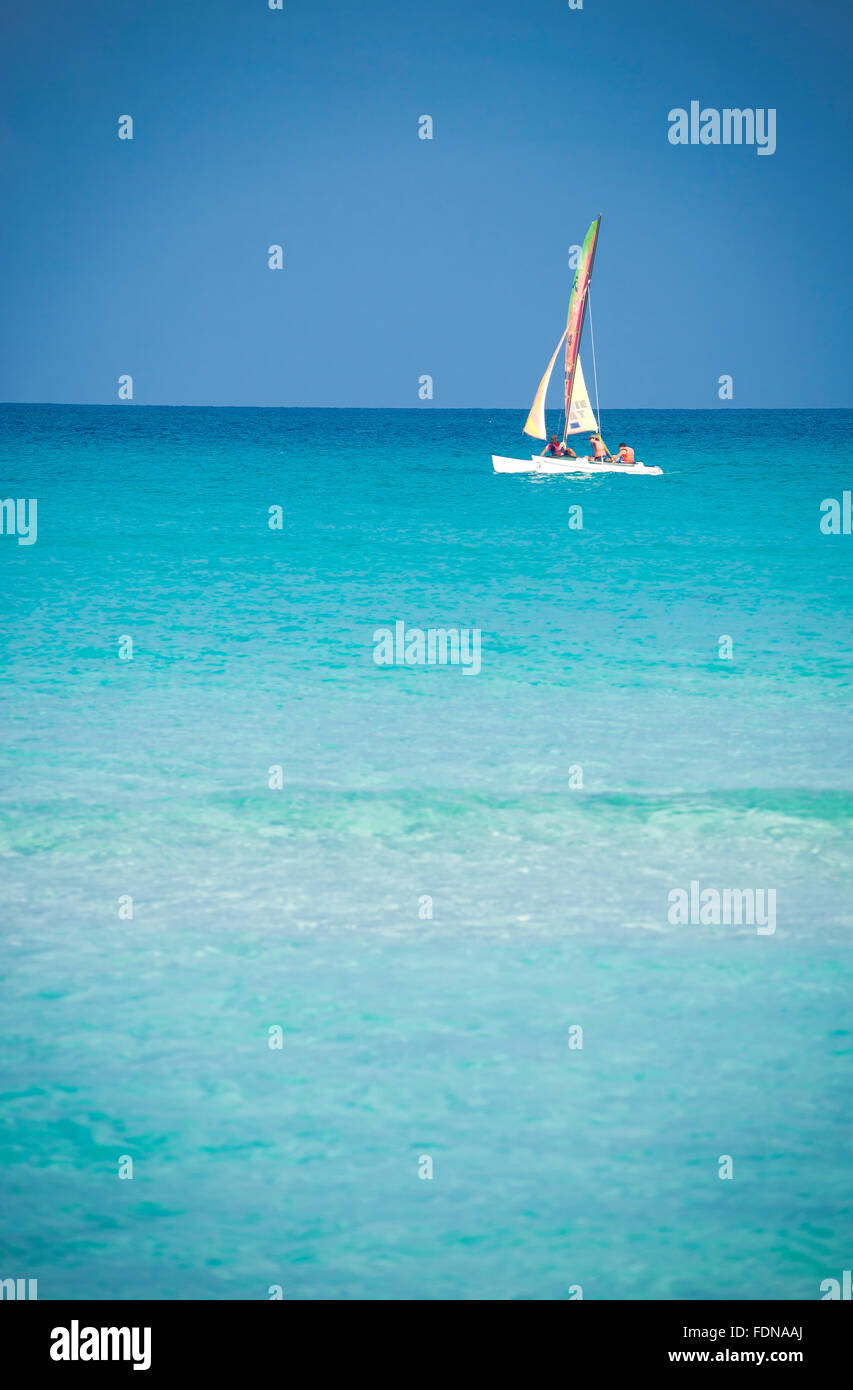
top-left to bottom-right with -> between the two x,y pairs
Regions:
1,405 -> 851,1299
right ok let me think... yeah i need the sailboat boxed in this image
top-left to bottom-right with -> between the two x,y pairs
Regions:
492,215 -> 662,476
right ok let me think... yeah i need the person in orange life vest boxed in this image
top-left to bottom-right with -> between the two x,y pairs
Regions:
615,443 -> 635,465
588,434 -> 610,461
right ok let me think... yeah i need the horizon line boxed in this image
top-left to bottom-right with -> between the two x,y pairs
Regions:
2,402 -> 852,412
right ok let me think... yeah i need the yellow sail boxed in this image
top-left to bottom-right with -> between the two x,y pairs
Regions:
565,357 -> 598,436
522,329 -> 567,439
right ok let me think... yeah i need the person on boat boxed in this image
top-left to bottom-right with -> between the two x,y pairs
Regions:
588,434 -> 611,462
541,435 -> 564,457
540,435 -> 576,458
615,443 -> 636,466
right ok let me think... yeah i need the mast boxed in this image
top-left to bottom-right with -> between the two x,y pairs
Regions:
562,215 -> 601,444
522,214 -> 603,444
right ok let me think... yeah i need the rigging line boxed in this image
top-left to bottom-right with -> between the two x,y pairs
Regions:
587,286 -> 602,442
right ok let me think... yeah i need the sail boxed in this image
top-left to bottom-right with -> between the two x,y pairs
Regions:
523,329 -> 567,439
565,357 -> 598,435
563,215 -> 601,438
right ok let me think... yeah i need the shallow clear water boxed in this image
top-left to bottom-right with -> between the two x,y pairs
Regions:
1,405 -> 851,1298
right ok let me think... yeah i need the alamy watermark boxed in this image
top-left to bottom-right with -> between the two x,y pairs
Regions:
50,1322 -> 151,1371
667,880 -> 776,934
668,103 -> 776,156
0,498 -> 37,545
820,492 -> 852,534
1,1277 -> 38,1299
373,620 -> 481,674
821,1269 -> 853,1299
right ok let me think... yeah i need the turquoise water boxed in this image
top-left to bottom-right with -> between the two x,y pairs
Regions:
1,405 -> 851,1299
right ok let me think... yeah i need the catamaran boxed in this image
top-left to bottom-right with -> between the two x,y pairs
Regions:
492,215 -> 662,476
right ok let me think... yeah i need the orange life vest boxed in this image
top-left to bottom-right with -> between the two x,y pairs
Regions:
591,437 -> 607,460
618,446 -> 635,465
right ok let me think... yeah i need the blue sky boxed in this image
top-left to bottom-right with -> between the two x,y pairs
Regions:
1,0 -> 851,407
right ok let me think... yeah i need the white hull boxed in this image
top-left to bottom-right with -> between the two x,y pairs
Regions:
491,454 -> 662,476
